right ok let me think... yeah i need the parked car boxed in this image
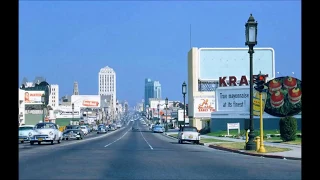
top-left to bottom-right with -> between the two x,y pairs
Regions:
108,124 -> 116,131
153,125 -> 164,133
63,129 -> 84,140
65,125 -> 80,130
97,124 -> 108,134
177,126 -> 200,144
116,123 -> 122,129
29,122 -> 62,145
80,125 -> 89,135
19,125 -> 34,143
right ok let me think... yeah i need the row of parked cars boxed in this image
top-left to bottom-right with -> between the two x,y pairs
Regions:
18,122 -> 123,145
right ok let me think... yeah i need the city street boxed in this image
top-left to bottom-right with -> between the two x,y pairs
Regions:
19,120 -> 301,180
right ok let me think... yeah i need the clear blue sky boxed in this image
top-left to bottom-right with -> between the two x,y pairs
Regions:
19,1 -> 301,106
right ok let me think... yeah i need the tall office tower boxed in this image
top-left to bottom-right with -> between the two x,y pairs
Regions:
144,78 -> 162,109
73,81 -> 79,95
48,84 -> 59,109
99,66 -> 116,109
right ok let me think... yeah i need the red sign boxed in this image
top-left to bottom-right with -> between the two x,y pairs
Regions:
219,74 -> 268,87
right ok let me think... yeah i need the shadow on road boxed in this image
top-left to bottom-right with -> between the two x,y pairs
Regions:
131,130 -> 152,133
170,142 -> 196,145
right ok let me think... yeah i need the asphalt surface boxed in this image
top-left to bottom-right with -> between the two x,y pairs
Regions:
19,120 -> 301,180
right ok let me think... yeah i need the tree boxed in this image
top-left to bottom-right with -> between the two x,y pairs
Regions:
279,116 -> 297,141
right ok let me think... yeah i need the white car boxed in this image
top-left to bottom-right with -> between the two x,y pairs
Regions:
177,126 -> 200,144
30,122 -> 62,145
80,126 -> 89,135
19,125 -> 34,143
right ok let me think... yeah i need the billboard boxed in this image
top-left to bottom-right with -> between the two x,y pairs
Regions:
149,100 -> 173,109
198,48 -> 275,81
54,106 -> 81,118
264,76 -> 302,117
216,86 -> 250,112
71,95 -> 101,108
193,95 -> 216,118
24,91 -> 45,104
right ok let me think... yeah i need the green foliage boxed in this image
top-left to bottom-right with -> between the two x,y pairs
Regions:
279,116 -> 297,141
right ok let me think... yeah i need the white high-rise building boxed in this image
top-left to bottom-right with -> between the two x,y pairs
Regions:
49,84 -> 59,109
99,66 -> 116,109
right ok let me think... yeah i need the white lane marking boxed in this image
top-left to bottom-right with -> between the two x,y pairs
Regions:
139,127 -> 153,150
104,128 -> 130,147
57,125 -> 129,148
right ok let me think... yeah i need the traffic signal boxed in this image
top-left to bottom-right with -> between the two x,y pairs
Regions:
254,75 -> 266,92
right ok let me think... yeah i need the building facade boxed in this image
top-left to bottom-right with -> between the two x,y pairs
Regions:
49,84 -> 59,109
98,66 -> 116,109
144,78 -> 161,109
19,89 -> 25,125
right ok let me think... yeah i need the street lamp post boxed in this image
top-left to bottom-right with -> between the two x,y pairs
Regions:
157,104 -> 160,124
41,94 -> 45,122
165,97 -> 168,132
146,105 -> 149,120
182,82 -> 187,128
245,14 -> 258,151
72,103 -> 74,121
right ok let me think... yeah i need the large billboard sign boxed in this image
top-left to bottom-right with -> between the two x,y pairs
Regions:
24,91 -> 45,105
198,48 -> 275,81
149,100 -> 173,110
264,76 -> 302,117
71,95 -> 101,108
193,95 -> 216,118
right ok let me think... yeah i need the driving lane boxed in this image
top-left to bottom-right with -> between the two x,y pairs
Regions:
19,120 -> 301,180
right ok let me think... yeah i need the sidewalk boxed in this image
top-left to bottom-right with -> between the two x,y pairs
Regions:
164,131 -> 301,160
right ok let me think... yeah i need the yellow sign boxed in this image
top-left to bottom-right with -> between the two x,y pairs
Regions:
253,91 -> 267,116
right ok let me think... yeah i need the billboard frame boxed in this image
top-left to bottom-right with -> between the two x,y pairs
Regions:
198,47 -> 275,82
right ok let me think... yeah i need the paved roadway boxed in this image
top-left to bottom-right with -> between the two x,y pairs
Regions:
19,120 -> 301,180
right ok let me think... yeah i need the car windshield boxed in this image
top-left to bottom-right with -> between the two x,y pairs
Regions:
35,123 -> 55,129
183,127 -> 198,132
19,126 -> 33,131
80,127 -> 86,129
64,129 -> 80,134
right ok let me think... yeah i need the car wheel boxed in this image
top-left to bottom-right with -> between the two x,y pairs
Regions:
21,141 -> 24,143
77,137 -> 80,140
30,141 -> 34,145
97,132 -> 99,134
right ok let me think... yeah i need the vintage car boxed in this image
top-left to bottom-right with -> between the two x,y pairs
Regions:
177,126 -> 200,144
97,124 -> 108,134
108,124 -> 116,131
63,129 -> 84,140
153,125 -> 164,133
29,122 -> 63,145
19,125 -> 34,143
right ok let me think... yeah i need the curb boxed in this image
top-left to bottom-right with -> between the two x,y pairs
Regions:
163,133 -> 205,145
163,133 -> 300,160
208,144 -> 301,160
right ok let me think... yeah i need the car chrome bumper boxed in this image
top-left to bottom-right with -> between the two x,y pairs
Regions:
19,136 -> 30,141
30,135 -> 54,141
